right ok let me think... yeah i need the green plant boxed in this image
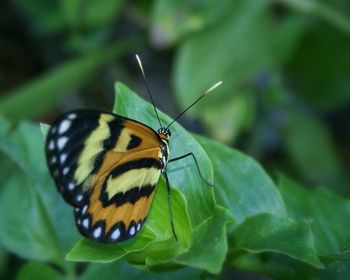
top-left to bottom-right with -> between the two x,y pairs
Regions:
1,0 -> 350,278
1,84 -> 349,279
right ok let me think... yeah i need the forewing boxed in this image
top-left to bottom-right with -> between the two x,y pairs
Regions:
45,109 -> 164,243
45,109 -> 161,207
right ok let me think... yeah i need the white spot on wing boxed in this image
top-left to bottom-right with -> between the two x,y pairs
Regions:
60,154 -> 67,163
59,120 -> 71,134
68,182 -> 75,190
51,127 -> 57,134
82,218 -> 89,229
48,140 -> 55,150
62,167 -> 69,175
111,228 -> 121,240
93,227 -> 102,238
50,156 -> 56,164
68,113 -> 77,120
57,137 -> 68,150
77,219 -> 81,225
82,205 -> 88,214
129,226 -> 136,236
136,223 -> 141,232
77,194 -> 83,202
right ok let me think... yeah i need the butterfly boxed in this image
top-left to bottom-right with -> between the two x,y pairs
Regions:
45,55 -> 222,243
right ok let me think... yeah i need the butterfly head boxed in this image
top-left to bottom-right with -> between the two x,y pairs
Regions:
157,127 -> 171,139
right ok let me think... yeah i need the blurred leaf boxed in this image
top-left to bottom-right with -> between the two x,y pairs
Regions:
288,25 -> 350,109
278,0 -> 350,36
279,175 -> 350,259
229,213 -> 323,268
174,1 -> 304,108
79,263 -> 120,280
0,246 -> 8,279
281,112 -> 345,189
0,116 -> 11,136
13,0 -> 65,34
196,136 -> 287,223
16,262 -> 64,280
82,261 -> 201,280
62,0 -> 124,28
230,254 -> 296,279
201,92 -> 255,143
16,262 -> 63,280
13,0 -> 124,35
150,0 -> 231,47
0,121 -> 79,263
0,176 -> 62,263
0,40 -> 136,121
173,0 -> 305,142
315,260 -> 350,280
0,122 -> 47,177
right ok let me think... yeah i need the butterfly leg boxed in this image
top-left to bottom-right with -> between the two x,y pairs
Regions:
163,171 -> 178,241
169,153 -> 213,187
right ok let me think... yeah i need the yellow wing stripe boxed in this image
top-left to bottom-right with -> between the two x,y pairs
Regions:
75,114 -> 114,185
105,167 -> 160,199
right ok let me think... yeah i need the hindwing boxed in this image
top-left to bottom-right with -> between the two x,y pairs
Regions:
45,109 -> 164,242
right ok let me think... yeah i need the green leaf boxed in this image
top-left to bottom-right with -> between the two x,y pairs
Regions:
173,1 -> 304,107
0,116 -> 11,136
281,112 -> 345,190
175,206 -> 233,274
0,122 -> 47,177
230,253 -> 296,279
196,136 -> 287,223
0,176 -> 61,263
315,261 -> 350,280
279,175 -> 350,259
13,0 -> 66,34
62,0 -> 124,29
278,0 -> 350,36
229,213 -> 323,268
79,262 -> 121,280
201,91 -> 255,143
288,25 -> 350,109
150,0 -> 232,46
81,261 -> 202,280
0,40 -> 135,121
16,262 -> 63,280
0,245 -> 8,279
173,0 -> 304,141
0,121 -> 79,263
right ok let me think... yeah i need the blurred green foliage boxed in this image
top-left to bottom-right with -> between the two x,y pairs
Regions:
0,0 -> 350,279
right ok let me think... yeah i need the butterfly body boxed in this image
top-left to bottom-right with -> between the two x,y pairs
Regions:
45,109 -> 170,243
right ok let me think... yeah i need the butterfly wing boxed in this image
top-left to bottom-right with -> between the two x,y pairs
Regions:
45,109 -> 163,242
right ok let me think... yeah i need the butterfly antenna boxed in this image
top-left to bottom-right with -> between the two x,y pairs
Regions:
135,54 -> 163,128
166,81 -> 223,129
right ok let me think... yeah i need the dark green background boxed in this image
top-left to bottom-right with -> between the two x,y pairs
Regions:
0,0 -> 350,279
